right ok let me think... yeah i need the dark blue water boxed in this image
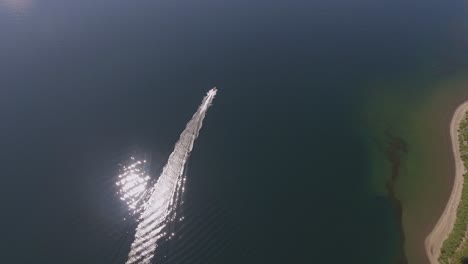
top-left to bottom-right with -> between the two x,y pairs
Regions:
0,1 -> 466,263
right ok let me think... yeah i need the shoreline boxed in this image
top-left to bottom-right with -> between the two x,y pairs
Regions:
424,101 -> 468,264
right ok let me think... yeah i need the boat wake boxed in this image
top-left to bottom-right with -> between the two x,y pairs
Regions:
125,88 -> 217,264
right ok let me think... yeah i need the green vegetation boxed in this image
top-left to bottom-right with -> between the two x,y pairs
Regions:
439,113 -> 468,264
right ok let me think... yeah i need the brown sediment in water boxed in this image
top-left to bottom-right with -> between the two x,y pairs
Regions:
384,133 -> 409,264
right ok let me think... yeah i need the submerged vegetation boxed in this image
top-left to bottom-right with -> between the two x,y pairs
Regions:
439,113 -> 468,264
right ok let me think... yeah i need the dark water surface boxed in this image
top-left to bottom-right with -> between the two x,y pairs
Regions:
1,1 -> 468,263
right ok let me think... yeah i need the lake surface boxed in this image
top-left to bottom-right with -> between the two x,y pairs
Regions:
1,1 -> 468,263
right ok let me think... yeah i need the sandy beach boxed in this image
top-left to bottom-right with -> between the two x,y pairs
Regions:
425,101 -> 468,264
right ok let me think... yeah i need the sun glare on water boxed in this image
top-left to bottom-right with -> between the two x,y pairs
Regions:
116,157 -> 151,215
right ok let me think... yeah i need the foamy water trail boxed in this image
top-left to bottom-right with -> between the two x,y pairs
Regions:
126,88 -> 217,264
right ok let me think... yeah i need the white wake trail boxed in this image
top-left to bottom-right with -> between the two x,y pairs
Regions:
126,88 -> 217,264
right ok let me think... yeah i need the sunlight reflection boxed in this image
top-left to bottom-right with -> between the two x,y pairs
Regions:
117,157 -> 151,215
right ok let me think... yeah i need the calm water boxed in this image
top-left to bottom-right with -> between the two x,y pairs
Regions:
1,1 -> 468,263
